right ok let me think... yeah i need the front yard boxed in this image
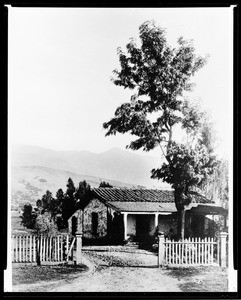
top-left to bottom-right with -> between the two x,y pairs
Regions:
12,246 -> 228,292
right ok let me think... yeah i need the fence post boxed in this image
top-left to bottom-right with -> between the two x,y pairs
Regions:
220,231 -> 228,267
76,232 -> 83,265
36,235 -> 41,266
158,232 -> 165,267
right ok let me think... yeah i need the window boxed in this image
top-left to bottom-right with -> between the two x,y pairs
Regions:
92,212 -> 98,235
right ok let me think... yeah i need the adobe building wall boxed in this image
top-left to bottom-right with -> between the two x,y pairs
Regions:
127,214 -> 136,236
68,209 -> 83,235
83,198 -> 108,238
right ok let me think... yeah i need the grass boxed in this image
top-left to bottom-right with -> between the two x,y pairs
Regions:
12,263 -> 88,286
165,265 -> 228,292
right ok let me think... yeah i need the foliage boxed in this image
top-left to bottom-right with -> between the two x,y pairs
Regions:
20,203 -> 36,229
34,212 -> 58,235
198,159 -> 229,208
75,180 -> 92,209
151,141 -> 217,209
103,20 -> 217,239
20,178 -> 92,231
99,181 -> 113,188
60,178 -> 76,226
104,21 -> 208,152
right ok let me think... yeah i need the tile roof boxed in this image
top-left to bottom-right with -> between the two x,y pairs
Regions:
89,189 -> 225,215
91,188 -> 212,204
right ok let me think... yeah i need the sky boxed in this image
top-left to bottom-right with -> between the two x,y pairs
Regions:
8,7 -> 234,159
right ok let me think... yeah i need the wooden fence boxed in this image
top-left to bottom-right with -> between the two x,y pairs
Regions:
12,234 -> 70,263
162,237 -> 219,266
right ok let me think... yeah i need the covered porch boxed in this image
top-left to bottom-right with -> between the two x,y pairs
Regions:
119,203 -> 228,243
121,211 -> 175,241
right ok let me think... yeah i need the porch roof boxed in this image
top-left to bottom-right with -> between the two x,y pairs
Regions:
106,201 -> 177,213
106,201 -> 228,216
187,204 -> 228,216
105,201 -> 227,215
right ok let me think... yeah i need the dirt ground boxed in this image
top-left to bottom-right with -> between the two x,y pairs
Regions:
12,245 -> 228,293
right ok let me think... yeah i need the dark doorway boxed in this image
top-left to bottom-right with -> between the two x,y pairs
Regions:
92,212 -> 98,235
190,214 -> 205,237
72,216 -> 77,236
110,212 -> 124,243
136,215 -> 154,248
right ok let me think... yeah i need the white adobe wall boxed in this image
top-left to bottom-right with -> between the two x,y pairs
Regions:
127,214 -> 136,236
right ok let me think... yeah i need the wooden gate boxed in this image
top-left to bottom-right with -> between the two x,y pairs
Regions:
12,234 -> 70,263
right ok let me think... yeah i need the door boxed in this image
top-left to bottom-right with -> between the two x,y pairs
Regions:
136,215 -> 154,248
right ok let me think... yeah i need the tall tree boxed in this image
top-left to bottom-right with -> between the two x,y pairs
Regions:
56,188 -> 65,205
55,188 -> 65,229
41,190 -> 53,213
21,203 -> 36,229
37,190 -> 60,221
75,180 -> 92,209
61,178 -> 77,226
99,181 -> 113,188
103,20 -> 215,239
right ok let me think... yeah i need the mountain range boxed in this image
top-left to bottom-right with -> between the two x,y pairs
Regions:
11,144 -> 171,211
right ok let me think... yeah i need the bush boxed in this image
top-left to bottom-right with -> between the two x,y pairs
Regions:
34,212 -> 58,235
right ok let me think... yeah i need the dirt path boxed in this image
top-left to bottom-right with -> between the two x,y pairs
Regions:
49,246 -> 181,292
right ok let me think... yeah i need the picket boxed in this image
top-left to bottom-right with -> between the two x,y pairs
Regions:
60,235 -> 63,261
12,234 -> 70,263
163,237 -> 218,266
211,237 -> 214,264
33,235 -> 36,262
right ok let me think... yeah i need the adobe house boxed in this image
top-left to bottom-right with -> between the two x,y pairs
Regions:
68,188 -> 228,244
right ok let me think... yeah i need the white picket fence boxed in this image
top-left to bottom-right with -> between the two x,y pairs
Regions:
12,234 -> 70,263
162,237 -> 219,266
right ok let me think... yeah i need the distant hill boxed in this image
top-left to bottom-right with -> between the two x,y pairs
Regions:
11,144 -> 170,189
10,144 -> 171,231
11,165 -> 143,210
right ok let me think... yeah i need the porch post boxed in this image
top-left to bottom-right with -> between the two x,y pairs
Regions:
154,213 -> 159,228
68,217 -> 72,235
158,232 -> 165,267
220,231 -> 228,267
76,232 -> 83,265
123,213 -> 128,241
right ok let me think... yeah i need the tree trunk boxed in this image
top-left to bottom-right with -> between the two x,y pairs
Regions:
178,209 -> 186,240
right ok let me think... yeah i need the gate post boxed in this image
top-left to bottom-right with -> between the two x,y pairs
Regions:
76,232 -> 83,265
158,232 -> 165,267
220,231 -> 228,267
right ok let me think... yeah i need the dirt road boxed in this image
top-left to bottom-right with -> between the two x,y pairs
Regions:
49,246 -> 181,292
